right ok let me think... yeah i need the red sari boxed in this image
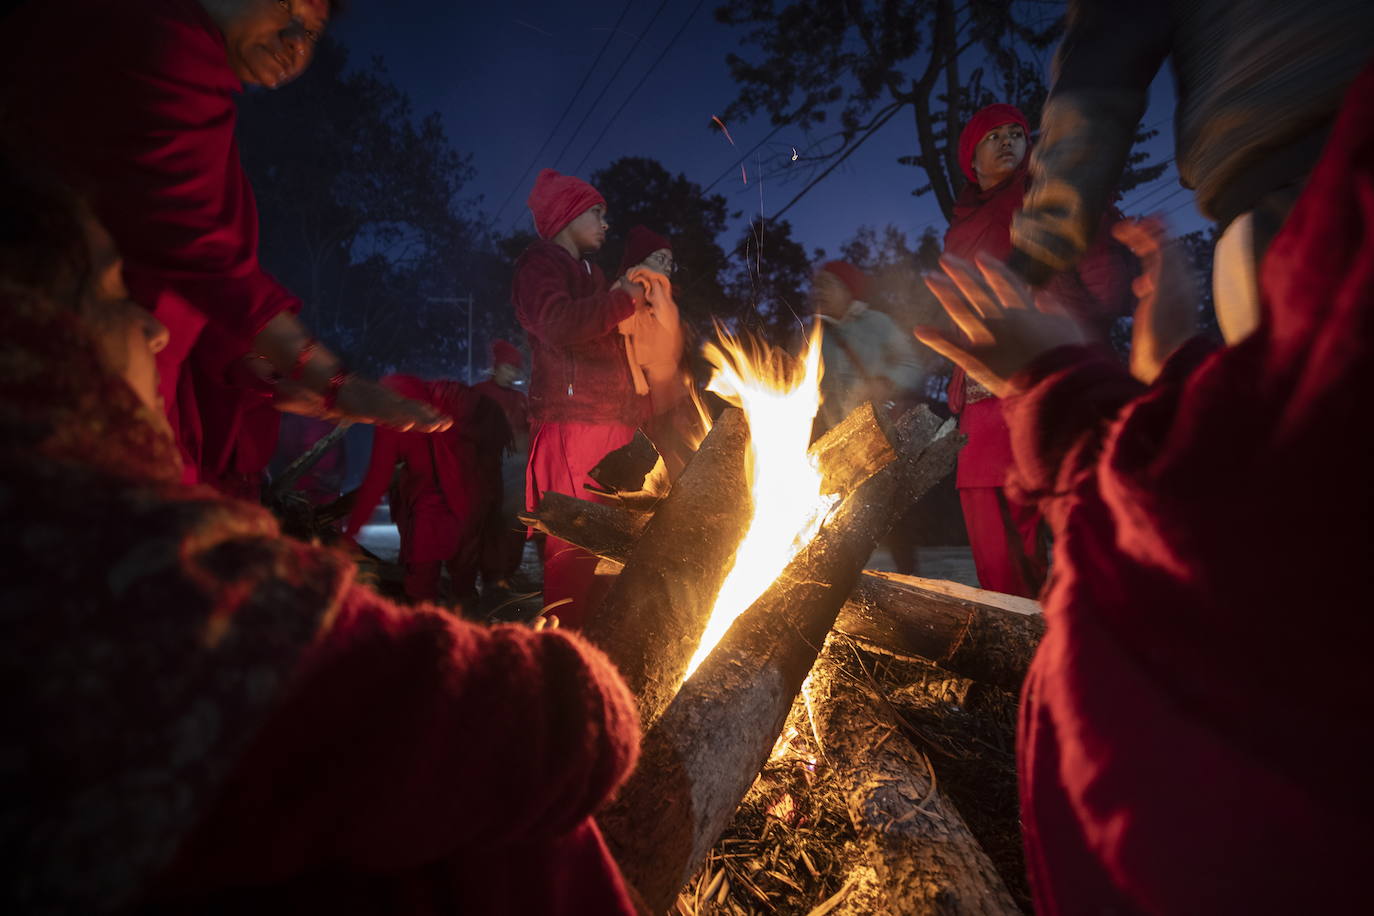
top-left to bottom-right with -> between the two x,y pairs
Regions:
1004,62 -> 1374,913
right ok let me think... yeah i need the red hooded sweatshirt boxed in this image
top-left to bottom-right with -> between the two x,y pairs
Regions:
1003,61 -> 1374,914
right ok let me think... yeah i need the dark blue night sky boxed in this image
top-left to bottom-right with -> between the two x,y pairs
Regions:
334,1 -> 1204,257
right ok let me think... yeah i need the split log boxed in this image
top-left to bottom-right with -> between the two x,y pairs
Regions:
518,491 -> 649,566
267,421 -> 349,500
583,402 -> 901,730
835,572 -> 1043,693
600,407 -> 962,913
587,429 -> 663,496
523,500 -> 1043,691
581,408 -> 753,729
808,636 -> 1021,915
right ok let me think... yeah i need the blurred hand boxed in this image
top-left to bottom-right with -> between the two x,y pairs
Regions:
1112,217 -> 1198,384
333,376 -> 452,432
615,275 -> 647,307
915,254 -> 1089,398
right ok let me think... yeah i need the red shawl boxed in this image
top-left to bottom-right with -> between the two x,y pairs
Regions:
1003,61 -> 1374,913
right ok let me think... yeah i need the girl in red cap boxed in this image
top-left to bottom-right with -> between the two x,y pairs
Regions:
943,104 -> 1133,598
513,170 -> 648,628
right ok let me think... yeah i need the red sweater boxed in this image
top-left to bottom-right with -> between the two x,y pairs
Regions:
512,241 -> 644,426
1003,62 -> 1374,914
474,379 -> 531,453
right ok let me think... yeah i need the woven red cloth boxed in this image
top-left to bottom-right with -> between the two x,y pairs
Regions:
526,169 -> 604,240
1004,60 -> 1374,914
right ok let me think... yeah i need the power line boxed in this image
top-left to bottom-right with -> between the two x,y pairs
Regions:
490,0 -> 636,225
701,122 -> 786,194
571,0 -> 709,174
554,0 -> 674,172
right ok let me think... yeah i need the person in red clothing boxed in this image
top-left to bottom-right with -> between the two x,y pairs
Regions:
0,0 -> 446,493
344,374 -> 507,612
475,340 -> 532,592
0,155 -> 642,915
943,103 -> 1133,597
514,169 -> 648,629
914,60 -> 1374,912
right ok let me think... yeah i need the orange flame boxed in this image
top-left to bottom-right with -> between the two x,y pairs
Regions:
683,325 -> 838,678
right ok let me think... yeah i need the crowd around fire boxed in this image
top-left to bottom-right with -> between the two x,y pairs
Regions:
2,0 -> 1371,913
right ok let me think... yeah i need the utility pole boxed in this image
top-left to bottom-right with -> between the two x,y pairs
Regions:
425,293 -> 477,382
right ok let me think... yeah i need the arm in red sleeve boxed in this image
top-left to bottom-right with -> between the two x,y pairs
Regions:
343,427 -> 399,537
514,247 -> 636,347
1004,338 -> 1214,500
87,1 -> 299,343
166,585 -> 641,877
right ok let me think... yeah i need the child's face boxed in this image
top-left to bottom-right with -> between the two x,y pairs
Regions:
565,204 -> 608,255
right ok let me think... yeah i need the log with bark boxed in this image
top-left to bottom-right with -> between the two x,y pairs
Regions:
524,500 -> 1044,692
808,635 -> 1022,915
579,408 -> 753,730
578,402 -> 901,730
600,407 -> 963,913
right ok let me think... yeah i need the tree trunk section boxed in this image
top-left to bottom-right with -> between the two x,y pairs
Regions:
835,572 -> 1043,693
809,636 -> 1022,915
581,408 -> 753,730
600,407 -> 962,913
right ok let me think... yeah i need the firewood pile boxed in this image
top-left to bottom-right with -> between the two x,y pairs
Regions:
522,400 -> 1046,914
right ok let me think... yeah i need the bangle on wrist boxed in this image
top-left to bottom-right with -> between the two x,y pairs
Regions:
288,338 -> 319,381
321,368 -> 352,411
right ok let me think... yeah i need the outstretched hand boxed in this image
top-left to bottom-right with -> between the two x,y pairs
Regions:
915,253 -> 1089,398
1111,217 -> 1198,384
333,376 -> 452,433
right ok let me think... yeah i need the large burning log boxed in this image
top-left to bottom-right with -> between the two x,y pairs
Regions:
524,498 -> 1043,692
808,636 -> 1021,914
579,408 -> 753,729
600,407 -> 962,913
576,402 -> 899,729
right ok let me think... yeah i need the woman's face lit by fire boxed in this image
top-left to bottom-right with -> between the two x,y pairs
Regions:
78,217 -> 169,418
973,122 -> 1027,189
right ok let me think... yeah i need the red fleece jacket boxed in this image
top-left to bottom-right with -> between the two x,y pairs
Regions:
1003,61 -> 1374,914
512,240 -> 645,426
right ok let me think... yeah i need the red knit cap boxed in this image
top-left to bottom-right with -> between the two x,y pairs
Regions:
526,169 -> 605,240
617,225 -> 673,276
491,339 -> 524,370
819,260 -> 870,301
957,104 -> 1030,182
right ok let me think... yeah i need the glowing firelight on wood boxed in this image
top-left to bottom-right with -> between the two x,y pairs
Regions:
683,326 -> 839,678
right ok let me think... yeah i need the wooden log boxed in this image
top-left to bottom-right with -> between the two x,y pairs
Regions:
525,497 -> 1040,692
581,408 -> 753,730
835,572 -> 1043,693
587,429 -> 663,496
519,491 -> 650,566
267,421 -> 349,500
599,407 -> 962,914
583,402 -> 902,731
808,636 -> 1021,915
